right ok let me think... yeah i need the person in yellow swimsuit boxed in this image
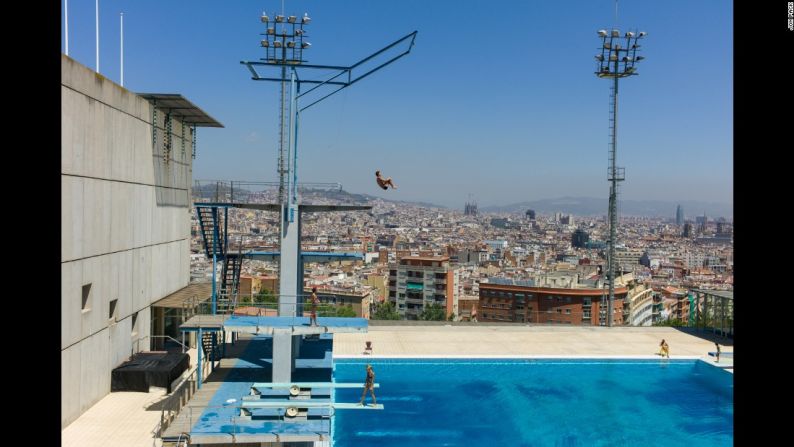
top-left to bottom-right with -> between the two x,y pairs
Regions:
659,339 -> 670,358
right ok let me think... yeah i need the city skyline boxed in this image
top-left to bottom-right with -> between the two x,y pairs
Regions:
62,0 -> 733,209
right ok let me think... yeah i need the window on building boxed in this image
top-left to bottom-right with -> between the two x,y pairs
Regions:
109,299 -> 118,322
131,312 -> 139,336
565,309 -> 571,315
583,297 -> 592,306
82,283 -> 92,312
557,309 -> 562,314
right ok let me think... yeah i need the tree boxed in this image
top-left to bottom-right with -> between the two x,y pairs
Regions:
254,289 -> 278,306
372,301 -> 401,320
336,305 -> 357,318
419,303 -> 446,321
653,318 -> 687,327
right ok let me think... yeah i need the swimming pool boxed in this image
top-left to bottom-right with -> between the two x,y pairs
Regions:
333,359 -> 732,447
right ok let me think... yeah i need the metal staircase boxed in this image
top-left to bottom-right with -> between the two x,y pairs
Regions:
219,253 -> 243,314
201,331 -> 221,362
195,206 -> 225,259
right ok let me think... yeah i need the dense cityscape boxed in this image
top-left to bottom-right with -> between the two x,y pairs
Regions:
189,188 -> 733,325
62,2 -> 733,445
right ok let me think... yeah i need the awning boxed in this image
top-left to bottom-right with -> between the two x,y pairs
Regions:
406,282 -> 423,291
152,283 -> 212,309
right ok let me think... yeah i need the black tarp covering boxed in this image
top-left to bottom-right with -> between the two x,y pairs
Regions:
111,352 -> 189,393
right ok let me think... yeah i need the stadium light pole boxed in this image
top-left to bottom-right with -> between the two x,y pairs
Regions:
594,28 -> 646,327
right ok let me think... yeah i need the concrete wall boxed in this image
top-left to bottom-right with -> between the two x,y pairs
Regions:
61,55 -> 192,428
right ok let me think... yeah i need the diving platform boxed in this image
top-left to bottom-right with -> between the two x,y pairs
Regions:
243,251 -> 364,262
241,400 -> 383,410
180,315 -> 368,335
252,381 -> 379,390
195,202 -> 371,213
161,334 -> 338,445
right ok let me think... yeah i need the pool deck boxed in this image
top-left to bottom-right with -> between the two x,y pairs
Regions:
62,326 -> 732,447
334,325 -> 732,360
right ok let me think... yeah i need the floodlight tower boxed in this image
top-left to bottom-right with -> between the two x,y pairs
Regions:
243,11 -> 416,381
594,28 -> 646,326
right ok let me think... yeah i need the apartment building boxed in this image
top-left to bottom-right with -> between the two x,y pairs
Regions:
388,255 -> 459,319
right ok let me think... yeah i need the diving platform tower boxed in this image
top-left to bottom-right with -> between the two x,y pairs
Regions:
241,13 -> 415,383
189,13 -> 416,383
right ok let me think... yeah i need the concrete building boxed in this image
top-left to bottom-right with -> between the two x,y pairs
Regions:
388,255 -> 459,319
478,282 -> 627,325
305,287 -> 372,318
61,55 -> 221,427
613,247 -> 643,271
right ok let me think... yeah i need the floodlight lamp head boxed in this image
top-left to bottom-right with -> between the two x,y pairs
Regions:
611,29 -> 620,37
302,42 -> 311,49
604,42 -> 611,49
261,14 -> 269,23
303,13 -> 311,24
267,28 -> 275,35
625,31 -> 635,38
274,41 -> 282,48
288,15 -> 297,23
635,55 -> 645,61
287,40 -> 295,48
261,40 -> 269,47
639,31 -> 647,37
295,29 -> 304,36
595,54 -> 604,61
622,56 -> 631,62
275,15 -> 284,22
609,54 -> 618,61
597,29 -> 608,37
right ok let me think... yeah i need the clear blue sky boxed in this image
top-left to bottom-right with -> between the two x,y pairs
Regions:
63,0 -> 732,209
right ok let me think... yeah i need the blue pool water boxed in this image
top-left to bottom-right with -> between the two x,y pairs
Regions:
333,359 -> 732,447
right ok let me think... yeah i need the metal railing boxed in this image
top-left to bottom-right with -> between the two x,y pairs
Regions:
132,334 -> 190,356
168,404 -> 331,440
186,293 -> 361,328
154,353 -> 218,438
193,180 -> 342,204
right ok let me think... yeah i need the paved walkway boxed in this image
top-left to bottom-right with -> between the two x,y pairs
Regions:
62,348 -> 209,447
334,325 -> 732,358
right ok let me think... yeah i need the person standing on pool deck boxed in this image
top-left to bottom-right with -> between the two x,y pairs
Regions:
359,364 -> 377,406
659,339 -> 670,358
715,342 -> 721,363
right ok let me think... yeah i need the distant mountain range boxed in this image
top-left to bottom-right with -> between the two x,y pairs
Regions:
194,184 -> 731,219
481,197 -> 732,219
193,183 -> 445,209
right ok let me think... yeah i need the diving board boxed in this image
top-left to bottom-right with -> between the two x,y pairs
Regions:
252,382 -> 379,389
241,401 -> 384,410
180,315 -> 368,335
